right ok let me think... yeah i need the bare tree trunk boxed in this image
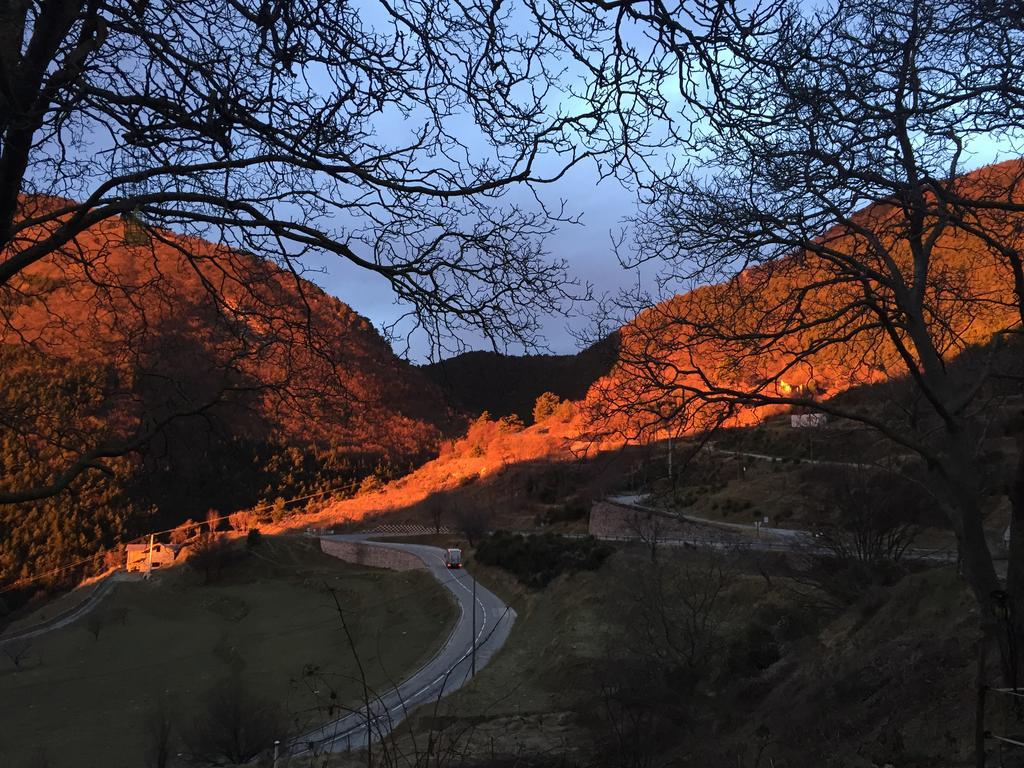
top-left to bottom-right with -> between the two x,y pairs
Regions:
942,460 -> 1015,685
1004,419 -> 1024,688
975,638 -> 989,768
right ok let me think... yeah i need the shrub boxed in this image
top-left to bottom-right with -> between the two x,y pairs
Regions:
475,531 -> 613,588
187,535 -> 241,584
772,605 -> 818,643
103,547 -> 123,572
269,497 -> 289,522
498,414 -> 525,433
183,673 -> 289,764
455,506 -> 490,546
726,623 -> 780,677
537,496 -> 591,526
555,399 -> 575,422
169,520 -> 200,546
357,475 -> 383,495
229,511 -> 254,533
532,391 -> 562,423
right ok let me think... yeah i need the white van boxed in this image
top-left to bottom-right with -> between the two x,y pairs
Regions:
444,548 -> 463,569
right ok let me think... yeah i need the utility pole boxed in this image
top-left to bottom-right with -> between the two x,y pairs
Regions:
471,573 -> 477,677
667,434 -> 673,487
145,533 -> 154,580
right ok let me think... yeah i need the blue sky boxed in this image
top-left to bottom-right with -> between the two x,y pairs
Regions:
311,132 -> 1020,365
305,158 -> 640,362
291,3 -> 1022,366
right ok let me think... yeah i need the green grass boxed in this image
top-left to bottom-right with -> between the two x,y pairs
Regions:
407,546 -> 623,739
0,536 -> 456,768
402,544 -> 978,768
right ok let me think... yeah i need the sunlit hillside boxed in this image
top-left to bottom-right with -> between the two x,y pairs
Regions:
585,159 -> 1024,439
0,198 -> 455,593
309,160 -> 1024,535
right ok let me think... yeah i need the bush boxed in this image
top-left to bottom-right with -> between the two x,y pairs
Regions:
475,531 -> 613,588
536,496 -> 591,526
229,511 -> 254,532
455,506 -> 490,546
187,535 -> 242,583
358,475 -> 383,495
532,391 -> 562,423
183,673 -> 289,764
269,496 -> 289,523
753,602 -> 817,643
498,414 -> 525,433
555,399 -> 575,422
169,520 -> 200,546
726,623 -> 781,677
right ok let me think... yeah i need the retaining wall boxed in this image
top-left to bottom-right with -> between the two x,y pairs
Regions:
320,539 -> 425,571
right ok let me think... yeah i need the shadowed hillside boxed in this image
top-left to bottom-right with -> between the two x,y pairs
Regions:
421,332 -> 619,422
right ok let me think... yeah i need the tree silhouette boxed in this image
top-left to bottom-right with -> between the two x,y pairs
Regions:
4,0 -> 720,504
598,0 -> 1024,682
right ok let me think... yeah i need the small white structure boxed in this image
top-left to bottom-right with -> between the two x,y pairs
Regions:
125,541 -> 176,573
791,413 -> 827,428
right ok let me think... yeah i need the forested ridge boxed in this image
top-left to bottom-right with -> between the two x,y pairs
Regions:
0,207 -> 455,607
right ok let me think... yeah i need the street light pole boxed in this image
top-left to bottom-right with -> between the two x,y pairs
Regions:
471,573 -> 477,678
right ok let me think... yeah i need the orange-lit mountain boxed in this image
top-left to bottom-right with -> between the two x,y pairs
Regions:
582,159 -> 1024,438
303,160 -> 1024,540
0,199 -> 456,590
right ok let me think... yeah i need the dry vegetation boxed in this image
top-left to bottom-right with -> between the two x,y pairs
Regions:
307,405 -> 609,534
379,545 -> 981,768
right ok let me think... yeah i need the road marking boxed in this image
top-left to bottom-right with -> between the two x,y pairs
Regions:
299,537 -> 514,754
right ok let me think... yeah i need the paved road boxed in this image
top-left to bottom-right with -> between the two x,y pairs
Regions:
608,494 -> 811,541
294,535 -> 516,756
604,495 -> 958,563
0,572 -> 128,646
705,444 -> 881,469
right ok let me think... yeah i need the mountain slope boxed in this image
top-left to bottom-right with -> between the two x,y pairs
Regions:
421,333 -> 619,422
0,201 -> 454,592
584,159 -> 1024,438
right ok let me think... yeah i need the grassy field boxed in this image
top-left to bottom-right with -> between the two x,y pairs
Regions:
389,543 -> 978,768
0,536 -> 456,768
1,572 -> 114,637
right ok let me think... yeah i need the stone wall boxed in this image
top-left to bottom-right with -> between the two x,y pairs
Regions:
320,538 -> 426,571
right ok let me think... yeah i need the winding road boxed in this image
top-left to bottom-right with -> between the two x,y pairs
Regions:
295,535 -> 516,756
603,494 -> 959,562
0,572 -> 128,646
